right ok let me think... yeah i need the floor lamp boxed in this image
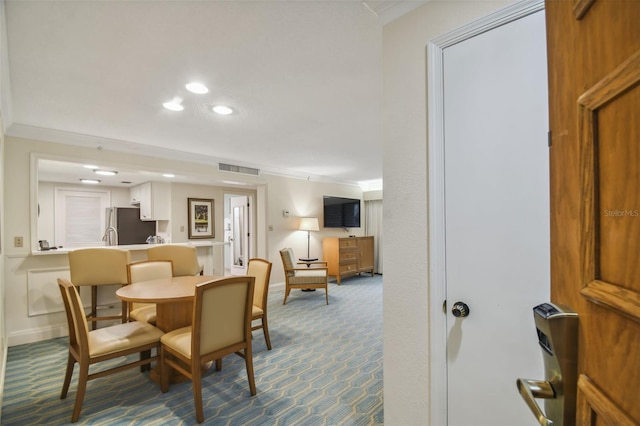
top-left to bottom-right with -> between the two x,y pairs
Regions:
298,217 -> 319,260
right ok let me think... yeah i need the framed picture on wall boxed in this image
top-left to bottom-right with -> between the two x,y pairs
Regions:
188,198 -> 214,239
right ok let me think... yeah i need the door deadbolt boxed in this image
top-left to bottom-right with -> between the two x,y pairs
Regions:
452,302 -> 470,318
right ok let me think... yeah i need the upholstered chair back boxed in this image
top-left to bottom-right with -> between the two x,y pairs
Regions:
69,248 -> 131,286
279,248 -> 296,277
147,245 -> 203,276
196,278 -> 254,355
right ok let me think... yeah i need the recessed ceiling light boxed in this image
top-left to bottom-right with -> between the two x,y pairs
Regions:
186,82 -> 209,94
163,101 -> 184,111
83,164 -> 98,169
80,178 -> 101,184
213,105 -> 233,115
163,173 -> 175,178
94,170 -> 118,176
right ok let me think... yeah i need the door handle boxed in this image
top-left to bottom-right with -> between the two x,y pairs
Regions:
451,301 -> 470,317
516,378 -> 555,426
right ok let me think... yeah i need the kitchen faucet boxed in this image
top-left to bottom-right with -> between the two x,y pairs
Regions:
102,226 -> 118,246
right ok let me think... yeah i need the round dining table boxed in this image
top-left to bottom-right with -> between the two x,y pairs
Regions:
116,275 -> 221,332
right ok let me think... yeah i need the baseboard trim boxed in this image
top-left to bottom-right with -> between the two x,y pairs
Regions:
8,324 -> 68,347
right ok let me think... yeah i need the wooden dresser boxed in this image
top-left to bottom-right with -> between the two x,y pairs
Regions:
322,236 -> 374,284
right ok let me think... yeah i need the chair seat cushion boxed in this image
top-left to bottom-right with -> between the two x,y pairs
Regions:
161,326 -> 193,358
130,305 -> 157,324
252,305 -> 263,317
88,321 -> 164,358
289,269 -> 327,285
288,269 -> 327,285
289,277 -> 327,285
295,269 -> 326,278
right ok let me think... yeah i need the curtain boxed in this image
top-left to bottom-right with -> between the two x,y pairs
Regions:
364,199 -> 383,274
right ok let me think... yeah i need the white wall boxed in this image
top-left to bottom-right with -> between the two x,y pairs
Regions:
0,0 -> 9,407
382,1 -> 511,424
0,109 -> 5,413
263,174 -> 365,284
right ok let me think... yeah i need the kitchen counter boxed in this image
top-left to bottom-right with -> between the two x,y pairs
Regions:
30,241 -> 223,256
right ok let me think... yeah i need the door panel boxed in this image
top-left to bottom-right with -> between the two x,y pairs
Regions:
443,10 -> 549,425
546,0 -> 640,423
230,195 -> 249,275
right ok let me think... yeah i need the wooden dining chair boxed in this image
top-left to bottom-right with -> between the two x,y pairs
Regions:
68,248 -> 131,329
57,278 -> 164,423
247,257 -> 273,350
147,245 -> 204,276
160,276 -> 256,423
126,260 -> 174,324
279,248 -> 329,305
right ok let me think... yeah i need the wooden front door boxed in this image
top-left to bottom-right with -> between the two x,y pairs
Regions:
546,1 -> 640,424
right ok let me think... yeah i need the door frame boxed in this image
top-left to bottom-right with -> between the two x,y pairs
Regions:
224,193 -> 255,275
426,0 -> 545,423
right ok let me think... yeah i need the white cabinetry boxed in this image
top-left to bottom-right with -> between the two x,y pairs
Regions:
129,184 -> 142,205
133,182 -> 170,221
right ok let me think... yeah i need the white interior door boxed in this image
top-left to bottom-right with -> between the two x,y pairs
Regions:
229,195 -> 250,275
442,9 -> 549,426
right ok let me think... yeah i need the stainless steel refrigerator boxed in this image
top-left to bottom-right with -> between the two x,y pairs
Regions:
103,207 -> 156,246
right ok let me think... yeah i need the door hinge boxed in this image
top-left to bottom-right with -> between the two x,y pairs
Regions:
548,130 -> 552,147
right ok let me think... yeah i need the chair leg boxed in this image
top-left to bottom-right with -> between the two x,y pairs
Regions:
90,285 -> 98,330
325,287 -> 329,305
140,350 -> 151,372
71,360 -> 90,422
244,347 -> 257,396
160,347 -> 170,393
262,317 -> 272,350
60,352 -> 75,399
121,299 -> 128,324
192,360 -> 205,423
283,286 -> 291,305
215,359 -> 222,371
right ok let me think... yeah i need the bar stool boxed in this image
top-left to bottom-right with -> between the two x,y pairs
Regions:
147,245 -> 204,276
68,248 -> 131,330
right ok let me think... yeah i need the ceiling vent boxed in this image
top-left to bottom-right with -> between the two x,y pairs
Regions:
218,163 -> 260,176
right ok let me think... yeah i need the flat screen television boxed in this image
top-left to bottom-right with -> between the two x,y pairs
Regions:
323,196 -> 361,228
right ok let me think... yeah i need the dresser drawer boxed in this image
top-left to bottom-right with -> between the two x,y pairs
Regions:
339,251 -> 358,262
339,239 -> 357,249
339,263 -> 358,274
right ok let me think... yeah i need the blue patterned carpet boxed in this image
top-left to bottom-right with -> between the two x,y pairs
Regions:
1,274 -> 383,425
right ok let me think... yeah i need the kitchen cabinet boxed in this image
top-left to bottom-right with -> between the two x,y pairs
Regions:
129,184 -> 142,205
322,236 -> 374,284
132,182 -> 170,221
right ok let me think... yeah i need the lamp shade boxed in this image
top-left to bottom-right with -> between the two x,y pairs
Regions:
298,217 -> 319,232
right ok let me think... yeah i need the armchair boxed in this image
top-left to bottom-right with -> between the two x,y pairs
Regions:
279,248 -> 328,305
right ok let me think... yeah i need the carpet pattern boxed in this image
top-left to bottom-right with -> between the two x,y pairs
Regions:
1,274 -> 383,425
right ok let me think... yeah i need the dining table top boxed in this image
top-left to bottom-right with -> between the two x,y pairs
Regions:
116,274 -> 221,303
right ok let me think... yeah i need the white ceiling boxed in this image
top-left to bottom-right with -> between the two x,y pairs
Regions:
3,0 -> 425,188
